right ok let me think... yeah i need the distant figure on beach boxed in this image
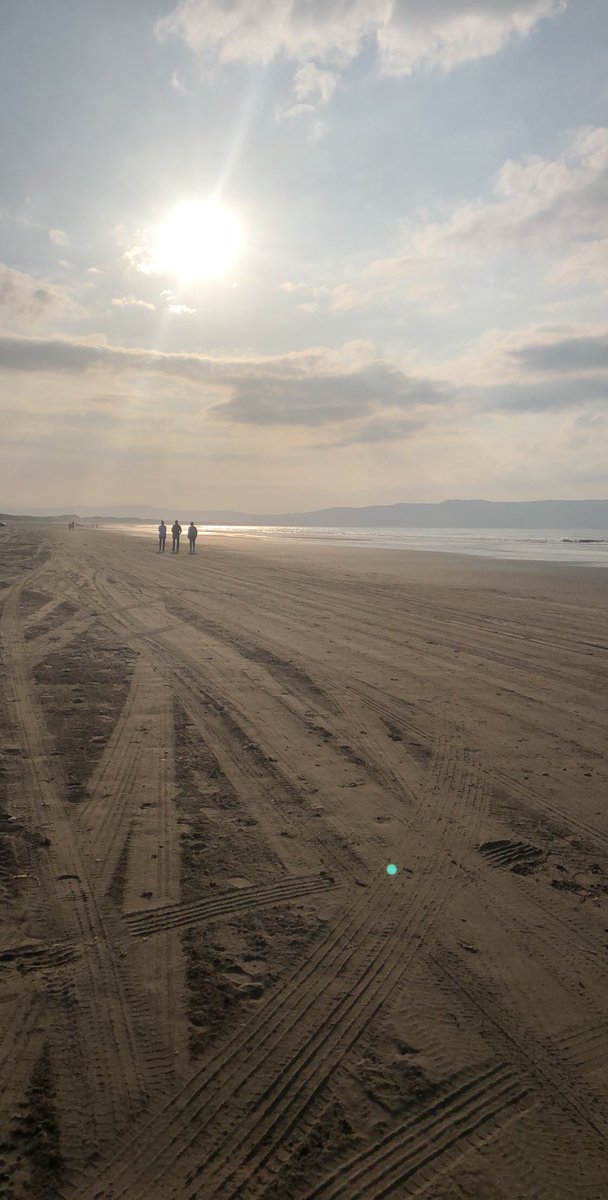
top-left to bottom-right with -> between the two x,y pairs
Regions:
158,520 -> 167,553
171,520 -> 182,553
187,522 -> 198,554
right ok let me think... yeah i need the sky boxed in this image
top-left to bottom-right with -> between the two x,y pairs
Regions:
1,0 -> 607,513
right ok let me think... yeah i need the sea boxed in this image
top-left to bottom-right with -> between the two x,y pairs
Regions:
110,524 -> 608,567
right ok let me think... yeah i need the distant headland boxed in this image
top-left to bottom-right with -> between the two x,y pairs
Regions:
2,499 -> 608,529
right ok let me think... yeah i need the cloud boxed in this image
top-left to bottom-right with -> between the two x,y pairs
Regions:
210,361 -> 446,426
0,332 -> 447,433
283,280 -> 371,313
89,391 -> 146,409
0,264 -> 85,327
372,125 -> 608,278
444,323 -> 608,413
121,243 -> 158,275
481,374 -> 608,412
511,331 -> 608,373
160,289 -> 197,314
4,323 -> 604,429
279,60 -> 338,135
111,296 -> 156,311
293,61 -> 338,104
550,238 -> 608,292
157,1 -> 564,77
320,414 -> 426,446
0,206 -> 38,230
307,118 -> 329,143
170,69 -> 191,94
49,228 -> 70,247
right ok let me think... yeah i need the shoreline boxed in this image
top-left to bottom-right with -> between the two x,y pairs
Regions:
98,520 -> 608,568
106,525 -> 608,608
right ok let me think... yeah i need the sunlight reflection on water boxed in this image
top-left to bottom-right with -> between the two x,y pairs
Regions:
106,523 -> 608,566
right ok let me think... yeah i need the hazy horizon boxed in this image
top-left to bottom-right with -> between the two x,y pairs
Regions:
4,496 -> 608,527
1,1 -> 607,508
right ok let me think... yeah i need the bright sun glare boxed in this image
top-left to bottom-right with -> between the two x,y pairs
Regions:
152,199 -> 243,280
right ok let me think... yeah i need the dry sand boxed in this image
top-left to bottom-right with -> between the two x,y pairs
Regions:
1,522 -> 607,1199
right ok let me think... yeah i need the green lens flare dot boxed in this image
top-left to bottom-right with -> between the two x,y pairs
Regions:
386,863 -> 397,876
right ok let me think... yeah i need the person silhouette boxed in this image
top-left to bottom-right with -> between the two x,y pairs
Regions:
158,520 -> 167,553
187,522 -> 198,554
171,520 -> 182,553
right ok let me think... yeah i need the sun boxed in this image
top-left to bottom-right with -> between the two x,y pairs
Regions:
151,198 -> 243,281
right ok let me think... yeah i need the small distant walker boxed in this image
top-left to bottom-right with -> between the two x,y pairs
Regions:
187,522 -> 198,554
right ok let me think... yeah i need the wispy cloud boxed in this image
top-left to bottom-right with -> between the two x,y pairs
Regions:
278,59 -> 338,137
157,0 -> 565,78
372,126 -> 608,277
170,69 -> 191,94
111,296 -> 156,311
319,414 -> 426,447
160,289 -> 197,314
0,264 -> 85,327
283,126 -> 608,319
49,228 -> 70,247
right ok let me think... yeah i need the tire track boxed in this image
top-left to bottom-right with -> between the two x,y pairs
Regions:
110,671 -> 185,1067
116,668 -> 178,912
159,561 -> 608,705
0,581 -> 152,1146
492,767 -> 608,856
177,602 -> 441,825
91,570 -> 376,880
79,658 -> 151,866
63,553 -> 486,1198
189,753 -> 486,1200
22,592 -> 70,635
71,876 -> 409,1198
430,948 -> 608,1143
300,1063 -> 532,1200
553,1021 -> 608,1071
92,566 -> 466,881
126,541 -> 608,662
157,591 -> 445,799
0,939 -> 79,973
0,990 -> 43,1085
28,613 -> 94,669
53,527 -> 608,1198
123,873 -> 339,937
424,953 -> 608,1200
97,553 -> 483,884
79,655 -> 178,909
77,734 -> 485,1198
75,621 -> 186,1077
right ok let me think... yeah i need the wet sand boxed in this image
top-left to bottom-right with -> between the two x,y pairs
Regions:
1,522 -> 607,1199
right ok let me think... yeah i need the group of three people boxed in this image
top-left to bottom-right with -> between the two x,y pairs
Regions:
158,520 -> 198,554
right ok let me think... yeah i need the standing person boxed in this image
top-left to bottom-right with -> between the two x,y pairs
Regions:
187,522 -> 198,554
171,519 -> 182,553
158,520 -> 167,553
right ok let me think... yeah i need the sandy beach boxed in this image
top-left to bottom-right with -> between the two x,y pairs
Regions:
1,521 -> 607,1199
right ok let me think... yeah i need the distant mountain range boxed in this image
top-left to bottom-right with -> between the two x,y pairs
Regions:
2,499 -> 608,528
